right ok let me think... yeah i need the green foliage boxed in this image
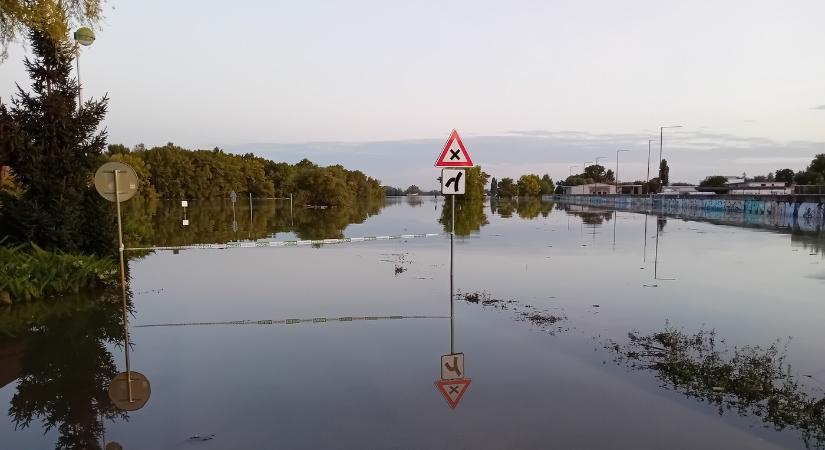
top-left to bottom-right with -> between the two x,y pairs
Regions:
113,144 -> 384,207
609,325 -> 825,448
659,159 -> 670,187
0,28 -> 114,256
795,171 -> 825,186
439,166 -> 489,236
404,185 -> 421,195
0,244 -> 118,304
775,169 -> 795,184
496,177 -> 517,197
699,175 -> 729,188
0,1 -> 104,61
517,174 -> 542,196
539,174 -> 554,195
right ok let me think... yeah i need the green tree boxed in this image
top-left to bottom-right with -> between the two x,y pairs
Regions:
774,169 -> 795,184
490,177 -> 498,197
699,176 -> 728,187
659,159 -> 670,188
517,174 -> 542,196
0,28 -> 114,255
539,174 -> 554,195
439,166 -> 489,236
404,185 -> 421,195
496,177 -> 517,197
583,164 -> 613,183
808,154 -> 825,175
794,171 -> 825,186
1,1 -> 104,61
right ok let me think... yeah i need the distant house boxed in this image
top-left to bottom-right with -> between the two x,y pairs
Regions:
725,181 -> 791,195
563,183 -> 616,195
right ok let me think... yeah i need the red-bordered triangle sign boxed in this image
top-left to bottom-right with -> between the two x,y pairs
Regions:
434,378 -> 471,409
435,129 -> 474,167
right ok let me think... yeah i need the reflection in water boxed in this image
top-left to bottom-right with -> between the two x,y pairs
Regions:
490,198 -> 554,220
554,203 -> 614,225
121,197 -> 385,246
4,293 -> 127,449
607,326 -> 825,449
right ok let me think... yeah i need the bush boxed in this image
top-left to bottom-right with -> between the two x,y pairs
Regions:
0,244 -> 118,304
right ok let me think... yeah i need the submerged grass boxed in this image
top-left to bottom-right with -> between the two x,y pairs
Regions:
607,325 -> 825,449
0,244 -> 118,304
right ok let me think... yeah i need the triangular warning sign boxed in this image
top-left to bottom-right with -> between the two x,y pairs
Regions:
434,378 -> 471,409
435,129 -> 474,167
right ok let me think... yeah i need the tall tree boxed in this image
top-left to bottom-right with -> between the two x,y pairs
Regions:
496,177 -> 517,197
517,174 -> 541,196
539,174 -> 554,195
774,168 -> 795,184
659,159 -> 670,188
0,27 -> 113,255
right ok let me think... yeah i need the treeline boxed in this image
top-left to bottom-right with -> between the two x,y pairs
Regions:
699,154 -> 825,187
490,174 -> 554,197
107,143 -> 384,206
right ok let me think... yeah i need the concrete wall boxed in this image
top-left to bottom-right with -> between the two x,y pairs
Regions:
551,194 -> 825,223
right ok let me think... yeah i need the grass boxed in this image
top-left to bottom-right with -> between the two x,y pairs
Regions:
0,244 -> 118,304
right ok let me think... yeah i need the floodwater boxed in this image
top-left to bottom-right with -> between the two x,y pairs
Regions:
2,197 -> 824,449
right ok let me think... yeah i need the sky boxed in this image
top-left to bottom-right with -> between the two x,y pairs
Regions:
1,0 -> 824,188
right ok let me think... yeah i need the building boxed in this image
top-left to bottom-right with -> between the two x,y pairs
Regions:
726,181 -> 791,195
563,183 -> 616,195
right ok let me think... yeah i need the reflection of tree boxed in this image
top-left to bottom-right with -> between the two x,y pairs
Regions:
439,167 -> 489,236
6,293 -> 127,449
608,326 -> 825,448
122,197 -> 386,246
516,198 -> 553,219
556,205 -> 614,225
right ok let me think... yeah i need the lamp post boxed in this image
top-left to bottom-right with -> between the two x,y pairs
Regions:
646,139 -> 656,191
595,156 -> 608,167
658,125 -> 682,192
569,165 -> 578,176
74,27 -> 95,111
616,149 -> 629,194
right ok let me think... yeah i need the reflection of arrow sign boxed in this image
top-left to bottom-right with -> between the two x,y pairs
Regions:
435,129 -> 473,167
434,379 -> 471,409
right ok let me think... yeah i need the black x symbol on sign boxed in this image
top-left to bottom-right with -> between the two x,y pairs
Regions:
449,149 -> 461,160
449,385 -> 460,394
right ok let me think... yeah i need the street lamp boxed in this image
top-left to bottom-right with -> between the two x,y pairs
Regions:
646,139 -> 656,191
73,27 -> 95,111
658,125 -> 682,192
616,149 -> 629,194
595,156 -> 608,167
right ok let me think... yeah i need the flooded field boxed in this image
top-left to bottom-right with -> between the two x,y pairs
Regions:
2,197 -> 824,449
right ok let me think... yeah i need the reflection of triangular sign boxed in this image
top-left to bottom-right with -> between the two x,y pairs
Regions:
434,378 -> 471,409
435,130 -> 474,167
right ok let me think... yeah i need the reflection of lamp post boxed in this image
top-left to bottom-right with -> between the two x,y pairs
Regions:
658,125 -> 682,192
73,27 -> 95,111
616,149 -> 629,193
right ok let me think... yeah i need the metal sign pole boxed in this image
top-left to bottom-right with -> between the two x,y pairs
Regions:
450,194 -> 455,354
113,170 -> 133,404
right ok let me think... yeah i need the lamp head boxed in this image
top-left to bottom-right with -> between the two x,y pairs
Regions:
74,27 -> 95,46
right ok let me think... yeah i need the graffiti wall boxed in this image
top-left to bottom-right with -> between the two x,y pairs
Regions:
551,195 -> 825,225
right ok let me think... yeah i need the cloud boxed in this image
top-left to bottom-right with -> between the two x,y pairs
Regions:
814,105 -> 825,110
